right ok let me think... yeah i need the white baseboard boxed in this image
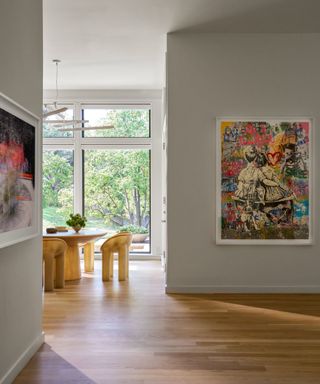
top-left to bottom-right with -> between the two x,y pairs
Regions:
165,285 -> 320,294
0,332 -> 44,384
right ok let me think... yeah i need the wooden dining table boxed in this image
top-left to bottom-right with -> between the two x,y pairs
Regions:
43,229 -> 108,281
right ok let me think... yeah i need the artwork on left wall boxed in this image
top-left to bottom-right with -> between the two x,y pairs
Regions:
0,92 -> 40,248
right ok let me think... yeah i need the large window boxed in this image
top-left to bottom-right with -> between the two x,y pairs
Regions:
43,103 -> 152,254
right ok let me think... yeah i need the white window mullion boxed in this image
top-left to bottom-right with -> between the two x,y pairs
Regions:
73,102 -> 83,215
81,144 -> 151,151
80,137 -> 152,146
43,138 -> 74,146
82,103 -> 151,110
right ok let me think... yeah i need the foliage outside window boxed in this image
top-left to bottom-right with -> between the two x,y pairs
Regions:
84,149 -> 150,230
82,108 -> 150,138
42,150 -> 74,228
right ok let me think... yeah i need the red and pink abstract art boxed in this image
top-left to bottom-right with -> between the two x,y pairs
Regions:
0,108 -> 35,233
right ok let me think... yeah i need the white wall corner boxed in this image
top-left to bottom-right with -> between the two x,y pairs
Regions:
0,332 -> 44,384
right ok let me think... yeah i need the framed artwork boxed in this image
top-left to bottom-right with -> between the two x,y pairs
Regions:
0,92 -> 40,248
216,118 -> 312,245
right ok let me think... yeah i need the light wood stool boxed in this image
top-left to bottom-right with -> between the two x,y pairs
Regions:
43,238 -> 67,291
101,232 -> 132,281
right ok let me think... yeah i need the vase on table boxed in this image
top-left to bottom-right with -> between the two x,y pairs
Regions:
72,225 -> 82,233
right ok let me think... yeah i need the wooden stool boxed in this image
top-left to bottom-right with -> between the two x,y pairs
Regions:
101,232 -> 132,281
43,238 -> 67,291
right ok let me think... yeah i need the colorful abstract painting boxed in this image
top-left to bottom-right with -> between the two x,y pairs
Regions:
0,108 -> 35,233
216,118 -> 312,244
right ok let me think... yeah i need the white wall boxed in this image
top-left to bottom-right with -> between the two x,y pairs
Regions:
0,1 -> 43,382
166,33 -> 320,292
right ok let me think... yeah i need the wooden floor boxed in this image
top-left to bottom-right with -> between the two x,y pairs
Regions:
15,261 -> 320,384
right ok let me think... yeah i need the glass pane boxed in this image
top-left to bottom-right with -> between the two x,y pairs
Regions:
42,150 -> 74,229
84,149 -> 150,253
43,104 -> 74,138
82,108 -> 150,138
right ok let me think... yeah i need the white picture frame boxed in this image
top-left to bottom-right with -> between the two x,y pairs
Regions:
0,92 -> 41,248
216,117 -> 313,245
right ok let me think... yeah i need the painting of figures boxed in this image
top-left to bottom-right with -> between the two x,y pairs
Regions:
216,118 -> 312,244
0,108 -> 35,233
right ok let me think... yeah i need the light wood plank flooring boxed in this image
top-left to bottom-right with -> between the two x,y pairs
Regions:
15,261 -> 320,384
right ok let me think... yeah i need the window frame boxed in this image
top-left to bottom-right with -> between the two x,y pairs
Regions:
43,101 -> 153,255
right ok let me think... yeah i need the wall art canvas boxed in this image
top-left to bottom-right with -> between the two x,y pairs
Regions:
216,118 -> 312,244
0,92 -> 40,248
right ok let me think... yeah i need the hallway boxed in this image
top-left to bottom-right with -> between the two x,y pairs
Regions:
15,261 -> 320,384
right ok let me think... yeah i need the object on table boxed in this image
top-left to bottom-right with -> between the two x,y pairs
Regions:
46,227 -> 57,234
55,226 -> 68,232
66,213 -> 87,233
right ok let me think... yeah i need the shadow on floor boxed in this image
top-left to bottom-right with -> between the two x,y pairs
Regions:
168,293 -> 320,318
14,343 -> 95,384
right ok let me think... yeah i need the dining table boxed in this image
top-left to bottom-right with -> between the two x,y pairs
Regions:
43,229 -> 108,281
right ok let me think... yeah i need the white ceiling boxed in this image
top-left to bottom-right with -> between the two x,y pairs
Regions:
44,0 -> 320,90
